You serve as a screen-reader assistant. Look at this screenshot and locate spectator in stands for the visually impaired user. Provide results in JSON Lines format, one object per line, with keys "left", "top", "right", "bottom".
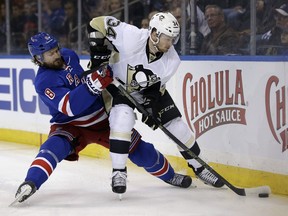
{"left": 128, "top": 1, "right": 145, "bottom": 28}
{"left": 140, "top": 11, "right": 158, "bottom": 30}
{"left": 172, "top": 5, "right": 210, "bottom": 55}
{"left": 147, "top": 0, "right": 168, "bottom": 12}
{"left": 200, "top": 5, "right": 241, "bottom": 55}
{"left": 256, "top": 0, "right": 276, "bottom": 34}
{"left": 11, "top": 4, "right": 25, "bottom": 33}
{"left": 108, "top": 0, "right": 123, "bottom": 20}
{"left": 23, "top": 1, "right": 38, "bottom": 40}
{"left": 148, "top": 10, "right": 159, "bottom": 20}
{"left": 223, "top": 0, "right": 249, "bottom": 31}
{"left": 0, "top": 2, "right": 6, "bottom": 53}
{"left": 258, "top": 3, "right": 288, "bottom": 55}
{"left": 227, "top": 0, "right": 281, "bottom": 34}
{"left": 11, "top": 4, "right": 26, "bottom": 53}
{"left": 83, "top": 0, "right": 109, "bottom": 22}
{"left": 171, "top": 6, "right": 185, "bottom": 52}
{"left": 197, "top": 0, "right": 228, "bottom": 12}
{"left": 228, "top": 0, "right": 274, "bottom": 53}
{"left": 63, "top": 0, "right": 78, "bottom": 47}
{"left": 195, "top": 6, "right": 211, "bottom": 38}
{"left": 41, "top": 0, "right": 52, "bottom": 33}
{"left": 141, "top": 18, "right": 149, "bottom": 29}
{"left": 47, "top": 0, "right": 66, "bottom": 39}
{"left": 165, "top": 0, "right": 181, "bottom": 11}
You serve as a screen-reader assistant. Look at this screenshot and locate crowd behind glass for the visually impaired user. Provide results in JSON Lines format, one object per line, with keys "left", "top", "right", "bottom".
{"left": 0, "top": 0, "right": 287, "bottom": 56}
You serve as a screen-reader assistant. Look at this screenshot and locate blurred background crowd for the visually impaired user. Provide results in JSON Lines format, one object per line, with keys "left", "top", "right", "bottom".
{"left": 0, "top": 0, "right": 287, "bottom": 56}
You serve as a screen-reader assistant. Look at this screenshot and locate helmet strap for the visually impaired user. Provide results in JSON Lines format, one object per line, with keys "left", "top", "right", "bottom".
{"left": 34, "top": 55, "right": 44, "bottom": 66}
{"left": 149, "top": 34, "right": 160, "bottom": 53}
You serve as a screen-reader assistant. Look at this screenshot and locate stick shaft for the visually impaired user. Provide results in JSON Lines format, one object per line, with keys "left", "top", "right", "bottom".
{"left": 113, "top": 78, "right": 246, "bottom": 196}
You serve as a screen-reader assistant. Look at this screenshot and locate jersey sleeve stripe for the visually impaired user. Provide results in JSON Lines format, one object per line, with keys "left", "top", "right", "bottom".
{"left": 58, "top": 92, "right": 74, "bottom": 116}
{"left": 68, "top": 108, "right": 107, "bottom": 127}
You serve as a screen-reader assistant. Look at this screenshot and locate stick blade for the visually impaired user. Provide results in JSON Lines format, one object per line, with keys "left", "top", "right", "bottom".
{"left": 245, "top": 185, "right": 271, "bottom": 196}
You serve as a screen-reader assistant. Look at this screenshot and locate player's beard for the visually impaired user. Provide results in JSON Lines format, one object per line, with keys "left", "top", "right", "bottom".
{"left": 43, "top": 57, "right": 65, "bottom": 69}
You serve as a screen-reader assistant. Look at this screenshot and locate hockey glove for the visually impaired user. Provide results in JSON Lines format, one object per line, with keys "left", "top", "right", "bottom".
{"left": 141, "top": 82, "right": 162, "bottom": 130}
{"left": 86, "top": 65, "right": 113, "bottom": 95}
{"left": 141, "top": 107, "right": 159, "bottom": 130}
{"left": 87, "top": 45, "right": 111, "bottom": 69}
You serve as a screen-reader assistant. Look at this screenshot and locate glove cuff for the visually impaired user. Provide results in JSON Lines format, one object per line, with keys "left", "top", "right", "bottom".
{"left": 86, "top": 77, "right": 101, "bottom": 95}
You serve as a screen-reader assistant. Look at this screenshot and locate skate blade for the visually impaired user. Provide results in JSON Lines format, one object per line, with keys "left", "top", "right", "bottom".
{"left": 9, "top": 188, "right": 29, "bottom": 207}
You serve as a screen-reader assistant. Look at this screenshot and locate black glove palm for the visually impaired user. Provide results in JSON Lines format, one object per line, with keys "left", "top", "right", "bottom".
{"left": 88, "top": 45, "right": 111, "bottom": 69}
{"left": 141, "top": 82, "right": 161, "bottom": 130}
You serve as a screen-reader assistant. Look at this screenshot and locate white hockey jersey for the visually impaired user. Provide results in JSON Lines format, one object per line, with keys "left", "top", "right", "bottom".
{"left": 89, "top": 16, "right": 181, "bottom": 99}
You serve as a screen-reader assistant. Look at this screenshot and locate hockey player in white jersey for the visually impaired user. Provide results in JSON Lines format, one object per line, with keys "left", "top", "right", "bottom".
{"left": 87, "top": 12, "right": 224, "bottom": 194}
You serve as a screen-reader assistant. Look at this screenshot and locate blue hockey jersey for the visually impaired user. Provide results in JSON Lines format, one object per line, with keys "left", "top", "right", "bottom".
{"left": 34, "top": 48, "right": 108, "bottom": 126}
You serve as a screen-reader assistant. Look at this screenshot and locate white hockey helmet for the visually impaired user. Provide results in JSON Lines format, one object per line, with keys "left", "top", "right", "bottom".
{"left": 148, "top": 12, "right": 180, "bottom": 43}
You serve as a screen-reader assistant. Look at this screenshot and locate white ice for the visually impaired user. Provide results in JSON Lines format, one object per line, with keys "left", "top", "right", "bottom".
{"left": 0, "top": 141, "right": 287, "bottom": 216}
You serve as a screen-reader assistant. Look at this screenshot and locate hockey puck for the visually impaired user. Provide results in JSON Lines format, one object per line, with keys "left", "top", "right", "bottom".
{"left": 258, "top": 193, "right": 269, "bottom": 198}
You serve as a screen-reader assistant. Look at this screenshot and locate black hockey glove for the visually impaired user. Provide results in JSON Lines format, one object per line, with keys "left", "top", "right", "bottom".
{"left": 141, "top": 82, "right": 161, "bottom": 130}
{"left": 141, "top": 104, "right": 159, "bottom": 130}
{"left": 87, "top": 45, "right": 111, "bottom": 69}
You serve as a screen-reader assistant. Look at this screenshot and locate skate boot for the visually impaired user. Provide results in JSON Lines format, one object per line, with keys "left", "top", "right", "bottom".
{"left": 111, "top": 168, "right": 127, "bottom": 194}
{"left": 190, "top": 165, "right": 224, "bottom": 188}
{"left": 15, "top": 181, "right": 37, "bottom": 203}
{"left": 164, "top": 173, "right": 192, "bottom": 188}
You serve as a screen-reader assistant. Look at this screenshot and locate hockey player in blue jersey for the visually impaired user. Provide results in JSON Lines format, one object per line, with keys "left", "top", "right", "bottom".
{"left": 87, "top": 12, "right": 224, "bottom": 194}
{"left": 13, "top": 32, "right": 192, "bottom": 204}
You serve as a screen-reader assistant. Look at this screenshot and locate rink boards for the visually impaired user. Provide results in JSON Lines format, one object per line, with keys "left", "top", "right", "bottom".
{"left": 0, "top": 55, "right": 287, "bottom": 196}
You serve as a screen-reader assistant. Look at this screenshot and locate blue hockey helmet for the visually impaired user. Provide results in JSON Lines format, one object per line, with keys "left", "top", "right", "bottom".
{"left": 28, "top": 32, "right": 59, "bottom": 59}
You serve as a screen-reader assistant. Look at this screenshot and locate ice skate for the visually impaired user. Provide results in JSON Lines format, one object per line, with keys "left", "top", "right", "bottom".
{"left": 164, "top": 173, "right": 192, "bottom": 188}
{"left": 191, "top": 166, "right": 224, "bottom": 188}
{"left": 10, "top": 181, "right": 37, "bottom": 206}
{"left": 111, "top": 168, "right": 127, "bottom": 194}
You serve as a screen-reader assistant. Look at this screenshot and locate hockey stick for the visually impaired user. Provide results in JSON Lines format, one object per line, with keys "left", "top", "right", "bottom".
{"left": 112, "top": 78, "right": 271, "bottom": 197}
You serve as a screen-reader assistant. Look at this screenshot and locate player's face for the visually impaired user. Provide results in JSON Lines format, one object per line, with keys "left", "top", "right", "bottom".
{"left": 205, "top": 8, "right": 224, "bottom": 29}
{"left": 157, "top": 34, "right": 176, "bottom": 52}
{"left": 274, "top": 13, "right": 288, "bottom": 31}
{"left": 42, "top": 47, "right": 64, "bottom": 69}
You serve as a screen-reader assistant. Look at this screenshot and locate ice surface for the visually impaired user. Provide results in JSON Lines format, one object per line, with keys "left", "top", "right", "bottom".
{"left": 0, "top": 141, "right": 287, "bottom": 216}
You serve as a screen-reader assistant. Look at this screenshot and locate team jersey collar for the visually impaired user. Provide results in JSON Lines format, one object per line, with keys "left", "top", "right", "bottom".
{"left": 146, "top": 39, "right": 163, "bottom": 63}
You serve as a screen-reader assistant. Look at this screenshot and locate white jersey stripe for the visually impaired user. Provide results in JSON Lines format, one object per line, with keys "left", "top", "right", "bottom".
{"left": 58, "top": 92, "right": 74, "bottom": 116}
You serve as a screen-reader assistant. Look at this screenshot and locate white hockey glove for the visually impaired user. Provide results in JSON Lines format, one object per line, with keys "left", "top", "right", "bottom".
{"left": 86, "top": 65, "right": 113, "bottom": 95}
{"left": 261, "top": 30, "right": 272, "bottom": 41}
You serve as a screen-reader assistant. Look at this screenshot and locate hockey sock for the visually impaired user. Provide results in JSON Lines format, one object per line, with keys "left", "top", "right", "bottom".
{"left": 180, "top": 141, "right": 203, "bottom": 171}
{"left": 144, "top": 151, "right": 175, "bottom": 181}
{"left": 129, "top": 140, "right": 174, "bottom": 181}
{"left": 24, "top": 136, "right": 72, "bottom": 189}
{"left": 110, "top": 139, "right": 130, "bottom": 170}
{"left": 112, "top": 167, "right": 127, "bottom": 173}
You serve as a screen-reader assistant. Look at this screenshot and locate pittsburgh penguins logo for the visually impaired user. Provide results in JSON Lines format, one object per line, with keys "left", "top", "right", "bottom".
{"left": 127, "top": 64, "right": 160, "bottom": 92}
